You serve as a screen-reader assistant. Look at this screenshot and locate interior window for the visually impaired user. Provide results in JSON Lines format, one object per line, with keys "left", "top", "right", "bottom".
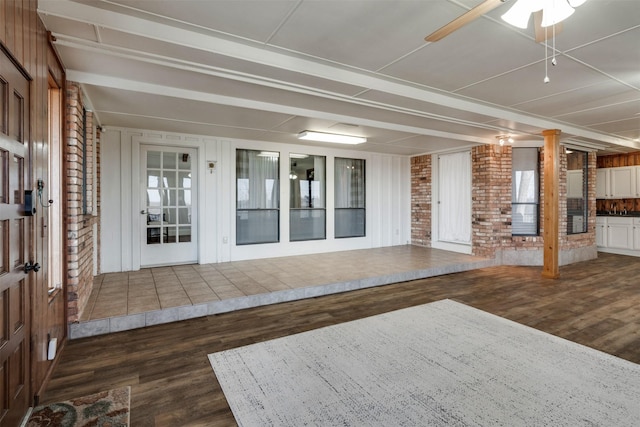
{"left": 566, "top": 149, "right": 588, "bottom": 234}
{"left": 236, "top": 149, "right": 280, "bottom": 245}
{"left": 290, "top": 154, "right": 326, "bottom": 241}
{"left": 335, "top": 157, "right": 365, "bottom": 238}
{"left": 512, "top": 148, "right": 540, "bottom": 236}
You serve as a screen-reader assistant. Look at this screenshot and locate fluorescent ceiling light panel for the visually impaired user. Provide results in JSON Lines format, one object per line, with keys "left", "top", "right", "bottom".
{"left": 298, "top": 131, "right": 366, "bottom": 145}
{"left": 257, "top": 151, "right": 280, "bottom": 157}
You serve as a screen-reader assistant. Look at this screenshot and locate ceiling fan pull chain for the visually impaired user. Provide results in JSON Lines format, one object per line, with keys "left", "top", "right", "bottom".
{"left": 544, "top": 26, "right": 550, "bottom": 83}
{"left": 552, "top": 23, "right": 557, "bottom": 66}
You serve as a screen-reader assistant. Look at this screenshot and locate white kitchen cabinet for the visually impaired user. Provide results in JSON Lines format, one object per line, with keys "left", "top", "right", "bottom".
{"left": 610, "top": 166, "right": 636, "bottom": 198}
{"left": 595, "top": 217, "right": 607, "bottom": 247}
{"left": 596, "top": 166, "right": 637, "bottom": 199}
{"left": 634, "top": 218, "right": 640, "bottom": 251}
{"left": 606, "top": 217, "right": 633, "bottom": 250}
{"left": 596, "top": 168, "right": 609, "bottom": 199}
{"left": 566, "top": 170, "right": 584, "bottom": 198}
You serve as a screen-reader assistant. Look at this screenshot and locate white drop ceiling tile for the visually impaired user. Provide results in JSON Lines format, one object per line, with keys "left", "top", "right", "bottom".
{"left": 273, "top": 117, "right": 380, "bottom": 139}
{"left": 357, "top": 90, "right": 498, "bottom": 125}
{"left": 567, "top": 28, "right": 640, "bottom": 87}
{"left": 96, "top": 28, "right": 368, "bottom": 97}
{"left": 359, "top": 144, "right": 436, "bottom": 156}
{"left": 556, "top": 99, "right": 640, "bottom": 126}
{"left": 589, "top": 117, "right": 640, "bottom": 134}
{"left": 338, "top": 144, "right": 419, "bottom": 156}
{"left": 96, "top": 112, "right": 234, "bottom": 139}
{"left": 55, "top": 45, "right": 122, "bottom": 75}
{"left": 381, "top": 18, "right": 544, "bottom": 92}
{"left": 105, "top": 0, "right": 299, "bottom": 43}
{"left": 85, "top": 85, "right": 293, "bottom": 130}
{"left": 64, "top": 48, "right": 362, "bottom": 119}
{"left": 39, "top": 14, "right": 98, "bottom": 42}
{"left": 513, "top": 81, "right": 638, "bottom": 117}
{"left": 269, "top": 0, "right": 439, "bottom": 71}
{"left": 384, "top": 134, "right": 478, "bottom": 151}
{"left": 482, "top": 119, "right": 548, "bottom": 139}
{"left": 545, "top": 0, "right": 640, "bottom": 50}
{"left": 612, "top": 129, "right": 640, "bottom": 142}
{"left": 457, "top": 56, "right": 610, "bottom": 107}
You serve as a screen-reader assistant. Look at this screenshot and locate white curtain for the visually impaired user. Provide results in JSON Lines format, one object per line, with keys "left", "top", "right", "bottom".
{"left": 335, "top": 158, "right": 365, "bottom": 238}
{"left": 236, "top": 150, "right": 280, "bottom": 244}
{"left": 438, "top": 151, "right": 471, "bottom": 244}
{"left": 237, "top": 150, "right": 279, "bottom": 209}
{"left": 335, "top": 158, "right": 364, "bottom": 208}
{"left": 313, "top": 156, "right": 326, "bottom": 208}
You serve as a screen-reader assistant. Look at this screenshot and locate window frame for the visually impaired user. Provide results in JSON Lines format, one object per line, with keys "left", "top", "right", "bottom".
{"left": 235, "top": 149, "right": 281, "bottom": 245}
{"left": 289, "top": 153, "right": 326, "bottom": 242}
{"left": 566, "top": 149, "right": 589, "bottom": 235}
{"left": 512, "top": 147, "right": 540, "bottom": 237}
{"left": 334, "top": 157, "right": 366, "bottom": 239}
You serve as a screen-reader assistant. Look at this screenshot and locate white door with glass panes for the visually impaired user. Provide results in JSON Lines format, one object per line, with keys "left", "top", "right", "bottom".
{"left": 140, "top": 145, "right": 198, "bottom": 266}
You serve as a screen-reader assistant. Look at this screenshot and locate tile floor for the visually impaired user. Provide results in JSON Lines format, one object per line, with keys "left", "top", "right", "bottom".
{"left": 74, "top": 245, "right": 494, "bottom": 338}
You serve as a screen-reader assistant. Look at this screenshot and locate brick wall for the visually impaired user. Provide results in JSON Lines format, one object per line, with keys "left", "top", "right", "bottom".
{"left": 410, "top": 144, "right": 596, "bottom": 263}
{"left": 471, "top": 145, "right": 512, "bottom": 258}
{"left": 66, "top": 82, "right": 99, "bottom": 322}
{"left": 411, "top": 155, "right": 431, "bottom": 247}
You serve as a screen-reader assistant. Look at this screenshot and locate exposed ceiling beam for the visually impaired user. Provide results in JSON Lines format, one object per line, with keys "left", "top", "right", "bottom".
{"left": 38, "top": 0, "right": 639, "bottom": 150}
{"left": 66, "top": 69, "right": 492, "bottom": 144}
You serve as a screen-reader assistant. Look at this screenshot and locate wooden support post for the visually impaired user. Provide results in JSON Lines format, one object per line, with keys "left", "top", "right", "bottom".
{"left": 542, "top": 129, "right": 560, "bottom": 279}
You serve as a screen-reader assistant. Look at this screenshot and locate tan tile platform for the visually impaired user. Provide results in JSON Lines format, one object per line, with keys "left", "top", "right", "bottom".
{"left": 71, "top": 246, "right": 495, "bottom": 339}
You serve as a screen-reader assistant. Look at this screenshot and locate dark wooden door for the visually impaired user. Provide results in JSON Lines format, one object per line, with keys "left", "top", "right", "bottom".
{"left": 0, "top": 46, "right": 32, "bottom": 427}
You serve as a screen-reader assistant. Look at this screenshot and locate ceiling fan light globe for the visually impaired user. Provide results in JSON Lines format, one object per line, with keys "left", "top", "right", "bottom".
{"left": 501, "top": 0, "right": 537, "bottom": 29}
{"left": 541, "top": 0, "right": 575, "bottom": 27}
{"left": 568, "top": 0, "right": 586, "bottom": 7}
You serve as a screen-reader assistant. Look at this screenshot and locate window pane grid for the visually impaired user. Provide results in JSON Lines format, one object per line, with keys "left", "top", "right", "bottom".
{"left": 146, "top": 150, "right": 192, "bottom": 245}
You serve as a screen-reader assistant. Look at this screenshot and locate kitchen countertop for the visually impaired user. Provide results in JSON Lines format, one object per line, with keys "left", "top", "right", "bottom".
{"left": 596, "top": 211, "right": 640, "bottom": 217}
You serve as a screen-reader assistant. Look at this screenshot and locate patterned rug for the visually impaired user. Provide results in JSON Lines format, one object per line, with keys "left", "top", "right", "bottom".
{"left": 209, "top": 299, "right": 640, "bottom": 426}
{"left": 26, "top": 386, "right": 130, "bottom": 427}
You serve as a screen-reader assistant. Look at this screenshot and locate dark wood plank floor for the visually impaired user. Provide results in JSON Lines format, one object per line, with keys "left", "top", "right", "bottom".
{"left": 43, "top": 253, "right": 640, "bottom": 426}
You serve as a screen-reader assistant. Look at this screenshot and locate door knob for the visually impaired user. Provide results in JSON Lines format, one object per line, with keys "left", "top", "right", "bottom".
{"left": 141, "top": 210, "right": 147, "bottom": 215}
{"left": 24, "top": 261, "right": 41, "bottom": 274}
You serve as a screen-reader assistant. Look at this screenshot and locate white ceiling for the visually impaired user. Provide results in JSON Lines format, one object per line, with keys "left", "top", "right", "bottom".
{"left": 38, "top": 0, "right": 640, "bottom": 155}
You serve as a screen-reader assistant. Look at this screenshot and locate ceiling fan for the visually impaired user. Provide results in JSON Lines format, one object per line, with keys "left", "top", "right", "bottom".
{"left": 425, "top": 0, "right": 586, "bottom": 43}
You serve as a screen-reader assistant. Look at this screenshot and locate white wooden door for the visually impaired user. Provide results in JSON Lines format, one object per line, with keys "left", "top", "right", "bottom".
{"left": 437, "top": 151, "right": 471, "bottom": 245}
{"left": 140, "top": 145, "right": 198, "bottom": 267}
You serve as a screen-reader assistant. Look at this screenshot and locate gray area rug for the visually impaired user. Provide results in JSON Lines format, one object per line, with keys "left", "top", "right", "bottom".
{"left": 208, "top": 299, "right": 640, "bottom": 426}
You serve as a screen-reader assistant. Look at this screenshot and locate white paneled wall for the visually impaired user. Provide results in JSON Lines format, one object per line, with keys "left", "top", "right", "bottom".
{"left": 100, "top": 128, "right": 411, "bottom": 272}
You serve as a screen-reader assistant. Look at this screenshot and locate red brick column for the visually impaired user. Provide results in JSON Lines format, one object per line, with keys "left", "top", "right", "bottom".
{"left": 66, "top": 82, "right": 98, "bottom": 322}
{"left": 411, "top": 155, "right": 431, "bottom": 247}
{"left": 471, "top": 145, "right": 512, "bottom": 258}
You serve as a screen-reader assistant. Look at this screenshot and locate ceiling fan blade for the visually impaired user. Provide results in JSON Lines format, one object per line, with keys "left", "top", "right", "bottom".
{"left": 425, "top": 0, "right": 506, "bottom": 42}
{"left": 534, "top": 10, "right": 564, "bottom": 43}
